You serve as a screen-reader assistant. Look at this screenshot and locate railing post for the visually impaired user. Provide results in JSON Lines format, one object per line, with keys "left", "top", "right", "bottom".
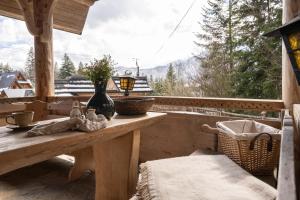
{"left": 277, "top": 110, "right": 297, "bottom": 200}
{"left": 282, "top": 0, "right": 300, "bottom": 109}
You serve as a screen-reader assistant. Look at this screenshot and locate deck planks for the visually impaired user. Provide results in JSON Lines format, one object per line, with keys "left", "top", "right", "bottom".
{"left": 0, "top": 157, "right": 95, "bottom": 200}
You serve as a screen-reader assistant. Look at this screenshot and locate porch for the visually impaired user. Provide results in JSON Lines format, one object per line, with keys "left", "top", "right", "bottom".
{"left": 0, "top": 96, "right": 297, "bottom": 199}
{"left": 0, "top": 0, "right": 299, "bottom": 199}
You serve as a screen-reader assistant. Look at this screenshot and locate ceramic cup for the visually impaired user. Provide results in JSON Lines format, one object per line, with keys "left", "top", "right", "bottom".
{"left": 6, "top": 111, "right": 34, "bottom": 127}
{"left": 86, "top": 109, "right": 98, "bottom": 121}
{"left": 70, "top": 101, "right": 84, "bottom": 119}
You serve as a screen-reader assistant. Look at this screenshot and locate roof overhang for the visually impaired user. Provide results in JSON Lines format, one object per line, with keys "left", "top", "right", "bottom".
{"left": 0, "top": 0, "right": 97, "bottom": 35}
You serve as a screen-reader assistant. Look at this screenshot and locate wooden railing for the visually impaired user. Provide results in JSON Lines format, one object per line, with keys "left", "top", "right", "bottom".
{"left": 151, "top": 96, "right": 284, "bottom": 111}
{"left": 277, "top": 110, "right": 297, "bottom": 200}
{"left": 0, "top": 96, "right": 285, "bottom": 115}
{"left": 0, "top": 97, "right": 37, "bottom": 116}
{"left": 46, "top": 96, "right": 90, "bottom": 102}
{"left": 0, "top": 97, "right": 36, "bottom": 104}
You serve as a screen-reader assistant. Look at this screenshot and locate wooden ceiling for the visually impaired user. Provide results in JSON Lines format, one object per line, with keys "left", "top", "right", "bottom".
{"left": 0, "top": 0, "right": 97, "bottom": 35}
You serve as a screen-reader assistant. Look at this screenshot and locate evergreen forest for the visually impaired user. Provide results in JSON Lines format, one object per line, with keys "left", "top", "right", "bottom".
{"left": 1, "top": 0, "right": 283, "bottom": 100}
{"left": 192, "top": 0, "right": 282, "bottom": 99}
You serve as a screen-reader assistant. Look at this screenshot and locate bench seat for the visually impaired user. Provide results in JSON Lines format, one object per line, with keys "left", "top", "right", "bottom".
{"left": 133, "top": 155, "right": 277, "bottom": 200}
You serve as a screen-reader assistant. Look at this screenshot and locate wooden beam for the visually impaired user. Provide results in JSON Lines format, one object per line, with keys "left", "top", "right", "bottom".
{"left": 15, "top": 0, "right": 40, "bottom": 35}
{"left": 277, "top": 110, "right": 297, "bottom": 200}
{"left": 151, "top": 96, "right": 284, "bottom": 111}
{"left": 13, "top": 0, "right": 57, "bottom": 100}
{"left": 0, "top": 103, "right": 26, "bottom": 114}
{"left": 127, "top": 130, "right": 141, "bottom": 197}
{"left": 282, "top": 0, "right": 300, "bottom": 109}
{"left": 293, "top": 104, "right": 300, "bottom": 199}
{"left": 25, "top": 100, "right": 48, "bottom": 121}
{"left": 68, "top": 147, "right": 94, "bottom": 181}
{"left": 33, "top": 0, "right": 57, "bottom": 99}
{"left": 72, "top": 0, "right": 96, "bottom": 6}
{"left": 40, "top": 0, "right": 58, "bottom": 42}
{"left": 93, "top": 131, "right": 134, "bottom": 200}
{"left": 0, "top": 97, "right": 36, "bottom": 104}
{"left": 0, "top": 0, "right": 91, "bottom": 35}
{"left": 47, "top": 96, "right": 90, "bottom": 103}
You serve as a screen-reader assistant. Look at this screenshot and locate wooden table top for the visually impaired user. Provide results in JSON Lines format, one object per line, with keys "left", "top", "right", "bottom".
{"left": 0, "top": 112, "right": 166, "bottom": 175}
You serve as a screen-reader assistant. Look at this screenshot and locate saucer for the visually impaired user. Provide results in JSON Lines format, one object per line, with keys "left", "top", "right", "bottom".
{"left": 6, "top": 123, "right": 38, "bottom": 130}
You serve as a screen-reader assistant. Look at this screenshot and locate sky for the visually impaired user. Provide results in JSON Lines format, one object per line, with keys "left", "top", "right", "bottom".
{"left": 0, "top": 0, "right": 205, "bottom": 70}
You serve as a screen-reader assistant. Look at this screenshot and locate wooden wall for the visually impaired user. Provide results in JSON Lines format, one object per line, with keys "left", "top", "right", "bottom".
{"left": 139, "top": 112, "right": 281, "bottom": 162}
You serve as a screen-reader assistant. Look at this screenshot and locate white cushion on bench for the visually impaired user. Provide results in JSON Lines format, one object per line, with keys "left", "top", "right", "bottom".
{"left": 136, "top": 155, "right": 277, "bottom": 200}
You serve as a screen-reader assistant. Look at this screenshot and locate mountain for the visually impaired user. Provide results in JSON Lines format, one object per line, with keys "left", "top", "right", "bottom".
{"left": 114, "top": 57, "right": 199, "bottom": 81}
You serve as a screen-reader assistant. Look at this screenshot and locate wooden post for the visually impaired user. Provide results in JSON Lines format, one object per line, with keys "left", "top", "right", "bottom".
{"left": 17, "top": 0, "right": 57, "bottom": 100}
{"left": 93, "top": 130, "right": 141, "bottom": 200}
{"left": 282, "top": 0, "right": 300, "bottom": 109}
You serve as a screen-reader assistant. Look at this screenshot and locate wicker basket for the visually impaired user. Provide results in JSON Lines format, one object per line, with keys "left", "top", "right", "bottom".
{"left": 217, "top": 120, "right": 281, "bottom": 175}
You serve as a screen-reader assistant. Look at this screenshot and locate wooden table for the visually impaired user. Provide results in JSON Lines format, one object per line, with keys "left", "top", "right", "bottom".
{"left": 0, "top": 112, "right": 166, "bottom": 200}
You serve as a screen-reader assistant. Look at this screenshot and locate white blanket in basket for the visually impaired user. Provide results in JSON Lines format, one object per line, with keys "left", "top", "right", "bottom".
{"left": 135, "top": 155, "right": 276, "bottom": 200}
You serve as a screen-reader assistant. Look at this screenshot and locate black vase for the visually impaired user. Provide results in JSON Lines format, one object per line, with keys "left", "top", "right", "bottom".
{"left": 87, "top": 81, "right": 115, "bottom": 120}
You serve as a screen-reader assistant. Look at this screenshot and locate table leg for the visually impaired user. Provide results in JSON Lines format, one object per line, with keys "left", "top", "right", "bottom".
{"left": 128, "top": 130, "right": 141, "bottom": 196}
{"left": 68, "top": 147, "right": 94, "bottom": 181}
{"left": 93, "top": 130, "right": 141, "bottom": 200}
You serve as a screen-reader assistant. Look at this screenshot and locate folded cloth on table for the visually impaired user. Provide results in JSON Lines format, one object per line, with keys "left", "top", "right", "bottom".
{"left": 26, "top": 115, "right": 107, "bottom": 137}
{"left": 135, "top": 155, "right": 277, "bottom": 200}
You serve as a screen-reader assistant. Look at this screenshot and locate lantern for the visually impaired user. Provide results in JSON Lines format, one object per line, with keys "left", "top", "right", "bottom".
{"left": 264, "top": 15, "right": 300, "bottom": 84}
{"left": 119, "top": 72, "right": 136, "bottom": 96}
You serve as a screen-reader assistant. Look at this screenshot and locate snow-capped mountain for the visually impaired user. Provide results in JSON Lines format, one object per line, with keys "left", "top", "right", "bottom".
{"left": 114, "top": 57, "right": 199, "bottom": 81}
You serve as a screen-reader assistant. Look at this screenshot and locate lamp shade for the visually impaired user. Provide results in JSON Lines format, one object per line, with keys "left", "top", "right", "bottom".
{"left": 264, "top": 15, "right": 300, "bottom": 84}
{"left": 119, "top": 75, "right": 136, "bottom": 96}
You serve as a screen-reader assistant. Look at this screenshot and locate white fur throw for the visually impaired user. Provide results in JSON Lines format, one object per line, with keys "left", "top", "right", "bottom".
{"left": 135, "top": 155, "right": 277, "bottom": 200}
{"left": 26, "top": 116, "right": 107, "bottom": 137}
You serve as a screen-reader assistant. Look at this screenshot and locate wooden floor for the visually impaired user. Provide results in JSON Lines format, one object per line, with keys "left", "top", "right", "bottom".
{"left": 0, "top": 156, "right": 95, "bottom": 200}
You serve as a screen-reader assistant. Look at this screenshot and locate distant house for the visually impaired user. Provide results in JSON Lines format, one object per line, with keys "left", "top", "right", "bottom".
{"left": 0, "top": 71, "right": 34, "bottom": 98}
{"left": 55, "top": 75, "right": 153, "bottom": 96}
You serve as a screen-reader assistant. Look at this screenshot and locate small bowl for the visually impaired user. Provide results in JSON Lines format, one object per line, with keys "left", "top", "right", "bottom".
{"left": 114, "top": 97, "right": 155, "bottom": 115}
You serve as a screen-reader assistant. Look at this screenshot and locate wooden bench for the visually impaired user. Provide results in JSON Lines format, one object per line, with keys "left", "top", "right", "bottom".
{"left": 133, "top": 154, "right": 277, "bottom": 200}
{"left": 133, "top": 110, "right": 297, "bottom": 200}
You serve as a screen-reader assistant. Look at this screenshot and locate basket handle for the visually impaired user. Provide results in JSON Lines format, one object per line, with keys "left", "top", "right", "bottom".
{"left": 201, "top": 124, "right": 219, "bottom": 134}
{"left": 249, "top": 132, "right": 273, "bottom": 152}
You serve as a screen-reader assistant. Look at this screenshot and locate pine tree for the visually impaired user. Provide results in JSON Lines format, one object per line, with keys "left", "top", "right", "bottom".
{"left": 160, "top": 64, "right": 178, "bottom": 95}
{"left": 0, "top": 63, "right": 13, "bottom": 73}
{"left": 193, "top": 0, "right": 236, "bottom": 97}
{"left": 166, "top": 64, "right": 176, "bottom": 89}
{"left": 59, "top": 53, "right": 75, "bottom": 79}
{"left": 191, "top": 45, "right": 232, "bottom": 97}
{"left": 150, "top": 78, "right": 165, "bottom": 96}
{"left": 77, "top": 61, "right": 85, "bottom": 76}
{"left": 231, "top": 0, "right": 282, "bottom": 99}
{"left": 193, "top": 0, "right": 282, "bottom": 99}
{"left": 25, "top": 47, "right": 35, "bottom": 83}
{"left": 54, "top": 62, "right": 59, "bottom": 79}
{"left": 150, "top": 75, "right": 153, "bottom": 83}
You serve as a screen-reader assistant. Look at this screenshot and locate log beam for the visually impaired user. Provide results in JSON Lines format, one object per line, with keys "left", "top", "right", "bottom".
{"left": 33, "top": 0, "right": 57, "bottom": 100}
{"left": 72, "top": 0, "right": 96, "bottom": 6}
{"left": 16, "top": 0, "right": 57, "bottom": 100}
{"left": 282, "top": 0, "right": 300, "bottom": 109}
{"left": 16, "top": 0, "right": 40, "bottom": 36}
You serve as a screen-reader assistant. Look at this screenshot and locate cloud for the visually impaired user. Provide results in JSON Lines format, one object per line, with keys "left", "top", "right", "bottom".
{"left": 0, "top": 17, "right": 32, "bottom": 69}
{"left": 87, "top": 0, "right": 153, "bottom": 25}
{"left": 0, "top": 0, "right": 205, "bottom": 70}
